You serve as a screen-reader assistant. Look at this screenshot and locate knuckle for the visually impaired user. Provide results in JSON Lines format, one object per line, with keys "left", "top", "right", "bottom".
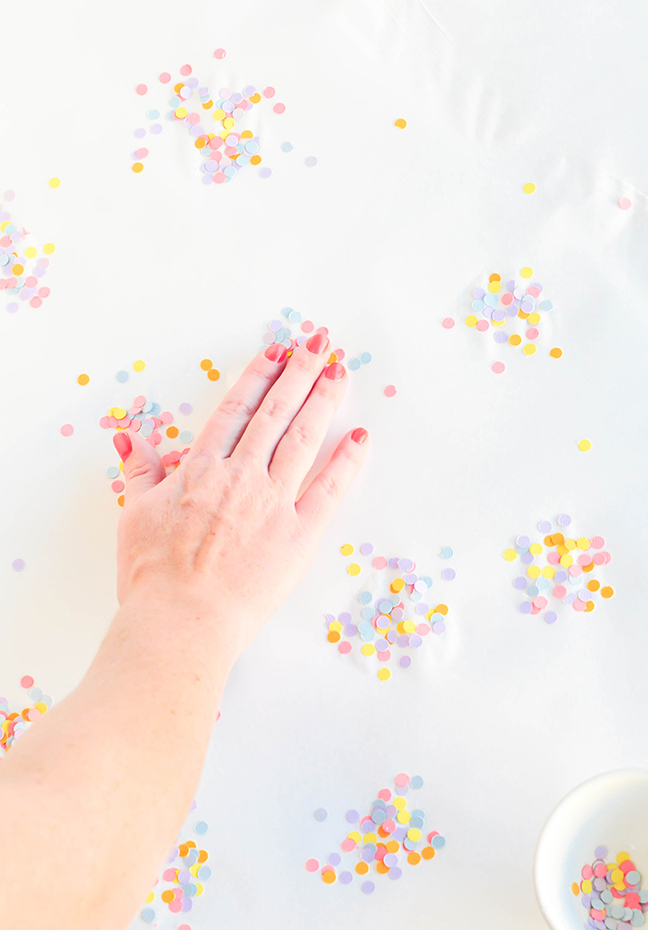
{"left": 218, "top": 397, "right": 258, "bottom": 420}
{"left": 317, "top": 472, "right": 339, "bottom": 499}
{"left": 290, "top": 423, "right": 315, "bottom": 448}
{"left": 259, "top": 395, "right": 291, "bottom": 421}
{"left": 126, "top": 463, "right": 154, "bottom": 481}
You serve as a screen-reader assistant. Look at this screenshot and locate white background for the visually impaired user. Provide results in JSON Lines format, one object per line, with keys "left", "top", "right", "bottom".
{"left": 2, "top": 0, "right": 648, "bottom": 927}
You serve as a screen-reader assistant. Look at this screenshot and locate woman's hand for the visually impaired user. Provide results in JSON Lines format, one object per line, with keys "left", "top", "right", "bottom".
{"left": 112, "top": 333, "right": 368, "bottom": 665}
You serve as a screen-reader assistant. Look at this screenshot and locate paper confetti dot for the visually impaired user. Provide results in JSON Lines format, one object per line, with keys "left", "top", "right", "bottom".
{"left": 136, "top": 84, "right": 148, "bottom": 95}
{"left": 305, "top": 858, "right": 320, "bottom": 872}
{"left": 578, "top": 439, "right": 592, "bottom": 452}
{"left": 12, "top": 559, "right": 25, "bottom": 572}
{"left": 340, "top": 544, "right": 354, "bottom": 556}
{"left": 377, "top": 668, "right": 391, "bottom": 681}
{"left": 48, "top": 177, "right": 61, "bottom": 189}
{"left": 549, "top": 347, "right": 563, "bottom": 358}
{"left": 214, "top": 48, "right": 227, "bottom": 59}
{"left": 384, "top": 385, "right": 397, "bottom": 397}
{"left": 314, "top": 808, "right": 328, "bottom": 822}
{"left": 394, "top": 119, "right": 407, "bottom": 129}
{"left": 618, "top": 196, "right": 632, "bottom": 210}
{"left": 259, "top": 167, "right": 272, "bottom": 179}
{"left": 132, "top": 163, "right": 144, "bottom": 173}
{"left": 273, "top": 103, "right": 286, "bottom": 114}
{"left": 3, "top": 190, "right": 15, "bottom": 201}
{"left": 60, "top": 424, "right": 74, "bottom": 437}
{"left": 159, "top": 72, "right": 171, "bottom": 83}
{"left": 207, "top": 369, "right": 220, "bottom": 381}
{"left": 441, "top": 317, "right": 455, "bottom": 329}
{"left": 305, "top": 156, "right": 318, "bottom": 168}
{"left": 281, "top": 141, "right": 293, "bottom": 152}
{"left": 523, "top": 182, "right": 536, "bottom": 194}
{"left": 491, "top": 361, "right": 505, "bottom": 374}
{"left": 43, "top": 243, "right": 55, "bottom": 254}
{"left": 347, "top": 563, "right": 361, "bottom": 576}
{"left": 116, "top": 370, "right": 129, "bottom": 383}
{"left": 133, "top": 360, "right": 145, "bottom": 372}
{"left": 77, "top": 374, "right": 89, "bottom": 385}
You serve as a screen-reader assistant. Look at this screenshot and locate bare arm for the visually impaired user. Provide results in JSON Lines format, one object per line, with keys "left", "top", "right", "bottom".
{"left": 0, "top": 337, "right": 368, "bottom": 930}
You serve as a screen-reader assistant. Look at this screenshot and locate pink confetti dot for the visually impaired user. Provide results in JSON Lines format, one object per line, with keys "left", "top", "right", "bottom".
{"left": 377, "top": 788, "right": 391, "bottom": 801}
{"left": 491, "top": 361, "right": 505, "bottom": 374}
{"left": 159, "top": 72, "right": 171, "bottom": 83}
{"left": 553, "top": 585, "right": 567, "bottom": 598}
{"left": 340, "top": 838, "right": 356, "bottom": 851}
{"left": 273, "top": 102, "right": 286, "bottom": 114}
{"left": 135, "top": 148, "right": 149, "bottom": 159}
{"left": 305, "top": 859, "right": 320, "bottom": 872}
{"left": 501, "top": 292, "right": 513, "bottom": 305}
{"left": 60, "top": 424, "right": 74, "bottom": 437}
{"left": 590, "top": 536, "right": 605, "bottom": 549}
{"left": 384, "top": 385, "right": 397, "bottom": 397}
{"left": 135, "top": 83, "right": 147, "bottom": 95}
{"left": 476, "top": 319, "right": 489, "bottom": 332}
{"left": 180, "top": 64, "right": 192, "bottom": 76}
{"left": 373, "top": 556, "right": 388, "bottom": 569}
{"left": 214, "top": 48, "right": 226, "bottom": 59}
{"left": 3, "top": 190, "right": 15, "bottom": 201}
{"left": 162, "top": 869, "right": 176, "bottom": 882}
{"left": 21, "top": 675, "right": 34, "bottom": 688}
{"left": 338, "top": 641, "right": 352, "bottom": 654}
{"left": 394, "top": 772, "right": 409, "bottom": 786}
{"left": 111, "top": 480, "right": 125, "bottom": 493}
{"left": 30, "top": 297, "right": 42, "bottom": 308}
{"left": 618, "top": 197, "right": 632, "bottom": 210}
{"left": 38, "top": 286, "right": 50, "bottom": 298}
{"left": 263, "top": 86, "right": 276, "bottom": 98}
{"left": 301, "top": 320, "right": 314, "bottom": 333}
{"left": 526, "top": 327, "right": 539, "bottom": 339}
{"left": 441, "top": 317, "right": 455, "bottom": 329}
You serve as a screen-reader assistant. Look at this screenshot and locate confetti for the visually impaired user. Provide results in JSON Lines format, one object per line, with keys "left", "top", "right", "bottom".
{"left": 77, "top": 373, "right": 90, "bottom": 385}
{"left": 384, "top": 385, "right": 397, "bottom": 397}
{"left": 523, "top": 182, "right": 536, "bottom": 194}
{"left": 60, "top": 424, "right": 74, "bottom": 437}
{"left": 307, "top": 774, "right": 444, "bottom": 893}
{"left": 394, "top": 119, "right": 407, "bottom": 129}
{"left": 48, "top": 178, "right": 61, "bottom": 189}
{"left": 1, "top": 196, "right": 54, "bottom": 310}
{"left": 314, "top": 808, "right": 328, "bottom": 822}
{"left": 492, "top": 361, "right": 505, "bottom": 374}
{"left": 305, "top": 156, "right": 318, "bottom": 168}
{"left": 504, "top": 516, "right": 614, "bottom": 621}
{"left": 12, "top": 558, "right": 25, "bottom": 572}
{"left": 441, "top": 317, "right": 455, "bottom": 329}
{"left": 1, "top": 676, "right": 53, "bottom": 756}
{"left": 578, "top": 439, "right": 592, "bottom": 452}
{"left": 214, "top": 48, "right": 226, "bottom": 59}
{"left": 618, "top": 197, "right": 632, "bottom": 210}
{"left": 136, "top": 84, "right": 148, "bottom": 95}
{"left": 550, "top": 347, "right": 563, "bottom": 358}
{"left": 573, "top": 846, "right": 648, "bottom": 927}
{"left": 133, "top": 359, "right": 145, "bottom": 372}
{"left": 281, "top": 141, "right": 293, "bottom": 152}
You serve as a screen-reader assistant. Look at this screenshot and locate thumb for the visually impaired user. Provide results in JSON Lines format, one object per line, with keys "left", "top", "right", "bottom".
{"left": 113, "top": 430, "right": 166, "bottom": 501}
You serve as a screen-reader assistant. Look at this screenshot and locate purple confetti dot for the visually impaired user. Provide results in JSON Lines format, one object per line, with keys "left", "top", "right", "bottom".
{"left": 388, "top": 558, "right": 399, "bottom": 569}
{"left": 12, "top": 558, "right": 25, "bottom": 571}
{"left": 398, "top": 656, "right": 411, "bottom": 669}
{"left": 520, "top": 552, "right": 534, "bottom": 565}
{"left": 554, "top": 570, "right": 568, "bottom": 584}
{"left": 472, "top": 288, "right": 485, "bottom": 299}
{"left": 414, "top": 602, "right": 428, "bottom": 615}
{"left": 179, "top": 403, "right": 193, "bottom": 415}
{"left": 388, "top": 866, "right": 402, "bottom": 880}
{"left": 557, "top": 513, "right": 571, "bottom": 527}
{"left": 339, "top": 612, "right": 352, "bottom": 624}
{"left": 328, "top": 852, "right": 341, "bottom": 866}
{"left": 6, "top": 302, "right": 19, "bottom": 314}
{"left": 344, "top": 624, "right": 357, "bottom": 637}
{"left": 513, "top": 577, "right": 527, "bottom": 590}
{"left": 519, "top": 601, "right": 532, "bottom": 614}
{"left": 516, "top": 535, "right": 530, "bottom": 548}
{"left": 397, "top": 634, "right": 410, "bottom": 648}
{"left": 432, "top": 621, "right": 446, "bottom": 634}
{"left": 134, "top": 128, "right": 146, "bottom": 138}
{"left": 361, "top": 881, "right": 375, "bottom": 895}
{"left": 259, "top": 167, "right": 272, "bottom": 179}
{"left": 345, "top": 809, "right": 359, "bottom": 823}
{"left": 409, "top": 634, "right": 423, "bottom": 648}
{"left": 494, "top": 331, "right": 508, "bottom": 343}
{"left": 544, "top": 611, "right": 558, "bottom": 624}
{"left": 563, "top": 593, "right": 576, "bottom": 605}
{"left": 441, "top": 568, "right": 455, "bottom": 581}
{"left": 595, "top": 845, "right": 608, "bottom": 860}
{"left": 339, "top": 871, "right": 353, "bottom": 884}
{"left": 360, "top": 542, "right": 374, "bottom": 555}
{"left": 538, "top": 520, "right": 552, "bottom": 533}
{"left": 384, "top": 853, "right": 398, "bottom": 867}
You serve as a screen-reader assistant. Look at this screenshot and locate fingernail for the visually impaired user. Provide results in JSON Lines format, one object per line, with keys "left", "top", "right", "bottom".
{"left": 306, "top": 333, "right": 329, "bottom": 354}
{"left": 351, "top": 427, "right": 368, "bottom": 445}
{"left": 324, "top": 362, "right": 346, "bottom": 381}
{"left": 114, "top": 432, "right": 133, "bottom": 462}
{"left": 264, "top": 343, "right": 288, "bottom": 363}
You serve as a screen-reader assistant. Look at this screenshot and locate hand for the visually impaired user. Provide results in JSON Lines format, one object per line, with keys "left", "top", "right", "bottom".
{"left": 112, "top": 334, "right": 368, "bottom": 664}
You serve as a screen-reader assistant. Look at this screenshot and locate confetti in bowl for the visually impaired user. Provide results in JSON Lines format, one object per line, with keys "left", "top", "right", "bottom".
{"left": 534, "top": 769, "right": 648, "bottom": 930}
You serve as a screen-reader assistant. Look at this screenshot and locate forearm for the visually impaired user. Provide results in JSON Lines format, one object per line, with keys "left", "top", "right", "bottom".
{"left": 0, "top": 594, "right": 235, "bottom": 930}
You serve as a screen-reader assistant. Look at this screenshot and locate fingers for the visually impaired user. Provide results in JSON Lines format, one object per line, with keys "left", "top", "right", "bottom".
{"left": 295, "top": 428, "right": 369, "bottom": 530}
{"left": 113, "top": 431, "right": 166, "bottom": 502}
{"left": 232, "top": 333, "right": 331, "bottom": 465}
{"left": 191, "top": 344, "right": 289, "bottom": 459}
{"left": 269, "top": 362, "right": 347, "bottom": 492}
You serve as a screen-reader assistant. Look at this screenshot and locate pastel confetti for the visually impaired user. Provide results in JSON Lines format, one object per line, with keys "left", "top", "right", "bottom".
{"left": 305, "top": 156, "right": 318, "bottom": 167}
{"left": 77, "top": 373, "right": 90, "bottom": 385}
{"left": 384, "top": 385, "right": 396, "bottom": 397}
{"left": 618, "top": 197, "right": 632, "bottom": 210}
{"left": 1, "top": 676, "right": 54, "bottom": 755}
{"left": 504, "top": 516, "right": 614, "bottom": 621}
{"left": 573, "top": 846, "right": 648, "bottom": 927}
{"left": 578, "top": 439, "right": 592, "bottom": 452}
{"left": 48, "top": 178, "right": 61, "bottom": 189}
{"left": 1, "top": 195, "right": 55, "bottom": 311}
{"left": 60, "top": 424, "right": 74, "bottom": 437}
{"left": 394, "top": 118, "right": 407, "bottom": 129}
{"left": 12, "top": 559, "right": 25, "bottom": 572}
{"left": 523, "top": 182, "right": 536, "bottom": 194}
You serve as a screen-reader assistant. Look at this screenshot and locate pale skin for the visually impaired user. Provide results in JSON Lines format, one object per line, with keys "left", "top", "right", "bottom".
{"left": 0, "top": 332, "right": 368, "bottom": 930}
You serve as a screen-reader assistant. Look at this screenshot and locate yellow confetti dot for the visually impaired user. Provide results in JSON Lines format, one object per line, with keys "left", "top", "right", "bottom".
{"left": 207, "top": 368, "right": 221, "bottom": 381}
{"left": 503, "top": 549, "right": 518, "bottom": 561}
{"left": 465, "top": 315, "right": 478, "bottom": 327}
{"left": 523, "top": 343, "right": 536, "bottom": 356}
{"left": 509, "top": 334, "right": 522, "bottom": 346}
{"left": 377, "top": 668, "right": 391, "bottom": 681}
{"left": 241, "top": 130, "right": 254, "bottom": 139}
{"left": 213, "top": 109, "right": 226, "bottom": 121}
{"left": 565, "top": 538, "right": 577, "bottom": 551}
{"left": 528, "top": 312, "right": 541, "bottom": 324}
{"left": 322, "top": 870, "right": 336, "bottom": 884}
{"left": 348, "top": 832, "right": 361, "bottom": 844}
{"left": 422, "top": 846, "right": 436, "bottom": 860}
{"left": 364, "top": 832, "right": 377, "bottom": 844}
{"left": 393, "top": 797, "right": 406, "bottom": 811}
{"left": 527, "top": 565, "right": 541, "bottom": 579}
{"left": 523, "top": 182, "right": 536, "bottom": 194}
{"left": 250, "top": 154, "right": 262, "bottom": 165}
{"left": 195, "top": 882, "right": 204, "bottom": 896}
{"left": 578, "top": 439, "right": 592, "bottom": 452}
{"left": 397, "top": 810, "right": 411, "bottom": 824}
{"left": 145, "top": 892, "right": 155, "bottom": 903}
{"left": 391, "top": 578, "right": 405, "bottom": 592}
{"left": 132, "top": 162, "right": 144, "bottom": 173}
{"left": 133, "top": 360, "right": 145, "bottom": 372}
{"left": 12, "top": 263, "right": 24, "bottom": 275}
{"left": 617, "top": 852, "right": 630, "bottom": 864}
{"left": 403, "top": 620, "right": 416, "bottom": 633}
{"left": 77, "top": 373, "right": 89, "bottom": 386}
{"left": 223, "top": 117, "right": 235, "bottom": 130}
{"left": 361, "top": 643, "right": 375, "bottom": 657}
{"left": 488, "top": 281, "right": 502, "bottom": 294}
{"left": 328, "top": 620, "right": 342, "bottom": 633}
{"left": 200, "top": 359, "right": 213, "bottom": 371}
{"left": 394, "top": 118, "right": 407, "bottom": 129}
{"left": 577, "top": 537, "right": 590, "bottom": 550}
{"left": 611, "top": 869, "right": 624, "bottom": 883}
{"left": 529, "top": 543, "right": 543, "bottom": 555}
{"left": 34, "top": 701, "right": 48, "bottom": 714}
{"left": 581, "top": 879, "right": 593, "bottom": 894}
{"left": 542, "top": 566, "right": 555, "bottom": 579}
{"left": 407, "top": 828, "right": 421, "bottom": 842}
{"left": 560, "top": 554, "right": 574, "bottom": 568}
{"left": 520, "top": 266, "right": 533, "bottom": 278}
{"left": 49, "top": 177, "right": 61, "bottom": 189}
{"left": 347, "top": 563, "right": 361, "bottom": 576}
{"left": 601, "top": 586, "right": 614, "bottom": 599}
{"left": 43, "top": 242, "right": 56, "bottom": 254}
{"left": 113, "top": 408, "right": 127, "bottom": 419}
{"left": 550, "top": 347, "right": 563, "bottom": 358}
{"left": 24, "top": 246, "right": 37, "bottom": 258}
{"left": 175, "top": 107, "right": 188, "bottom": 119}
{"left": 250, "top": 93, "right": 262, "bottom": 103}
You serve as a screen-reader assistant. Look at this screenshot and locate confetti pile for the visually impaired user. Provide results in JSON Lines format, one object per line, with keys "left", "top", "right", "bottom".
{"left": 1, "top": 193, "right": 54, "bottom": 313}
{"left": 573, "top": 846, "right": 648, "bottom": 928}
{"left": 328, "top": 543, "right": 454, "bottom": 679}
{"left": 460, "top": 270, "right": 561, "bottom": 368}
{"left": 306, "top": 774, "right": 445, "bottom": 893}
{"left": 262, "top": 311, "right": 372, "bottom": 373}
{"left": 131, "top": 56, "right": 286, "bottom": 183}
{"left": 100, "top": 395, "right": 194, "bottom": 506}
{"left": 140, "top": 801, "right": 212, "bottom": 923}
{"left": 503, "top": 515, "right": 615, "bottom": 622}
{"left": 0, "top": 676, "right": 53, "bottom": 757}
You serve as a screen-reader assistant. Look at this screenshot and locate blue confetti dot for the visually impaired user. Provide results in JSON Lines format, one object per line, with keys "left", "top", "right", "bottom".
{"left": 440, "top": 547, "right": 453, "bottom": 560}
{"left": 147, "top": 109, "right": 160, "bottom": 119}
{"left": 359, "top": 352, "right": 372, "bottom": 365}
{"left": 140, "top": 908, "right": 156, "bottom": 923}
{"left": 116, "top": 371, "right": 129, "bottom": 383}
{"left": 431, "top": 834, "right": 446, "bottom": 849}
{"left": 348, "top": 358, "right": 361, "bottom": 371}
{"left": 359, "top": 591, "right": 372, "bottom": 605}
{"left": 194, "top": 821, "right": 208, "bottom": 835}
{"left": 197, "top": 865, "right": 212, "bottom": 880}
{"left": 410, "top": 775, "right": 424, "bottom": 789}
{"left": 281, "top": 141, "right": 294, "bottom": 152}
{"left": 179, "top": 431, "right": 193, "bottom": 444}
{"left": 106, "top": 466, "right": 120, "bottom": 478}
{"left": 314, "top": 808, "right": 328, "bottom": 821}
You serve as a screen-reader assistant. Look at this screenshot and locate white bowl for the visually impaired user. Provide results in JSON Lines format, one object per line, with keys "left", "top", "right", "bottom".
{"left": 534, "top": 768, "right": 648, "bottom": 930}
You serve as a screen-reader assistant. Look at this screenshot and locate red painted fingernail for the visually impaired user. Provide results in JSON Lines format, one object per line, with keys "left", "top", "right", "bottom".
{"left": 306, "top": 333, "right": 328, "bottom": 354}
{"left": 351, "top": 427, "right": 368, "bottom": 445}
{"left": 114, "top": 432, "right": 132, "bottom": 462}
{"left": 264, "top": 343, "right": 288, "bottom": 363}
{"left": 324, "top": 362, "right": 346, "bottom": 381}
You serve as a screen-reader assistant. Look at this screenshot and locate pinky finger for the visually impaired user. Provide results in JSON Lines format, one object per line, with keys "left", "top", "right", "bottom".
{"left": 295, "top": 428, "right": 369, "bottom": 531}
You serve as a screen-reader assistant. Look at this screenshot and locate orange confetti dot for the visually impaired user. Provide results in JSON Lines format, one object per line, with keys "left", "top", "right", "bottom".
{"left": 12, "top": 263, "right": 24, "bottom": 275}
{"left": 132, "top": 163, "right": 144, "bottom": 173}
{"left": 166, "top": 426, "right": 179, "bottom": 438}
{"left": 488, "top": 273, "right": 501, "bottom": 282}
{"left": 550, "top": 347, "right": 563, "bottom": 358}
{"left": 117, "top": 495, "right": 125, "bottom": 507}
{"left": 355, "top": 861, "right": 369, "bottom": 875}
{"left": 386, "top": 841, "right": 400, "bottom": 853}
{"left": 322, "top": 870, "right": 336, "bottom": 884}
{"left": 407, "top": 852, "right": 421, "bottom": 865}
{"left": 509, "top": 334, "right": 522, "bottom": 346}
{"left": 587, "top": 580, "right": 600, "bottom": 592}
{"left": 572, "top": 882, "right": 580, "bottom": 896}
{"left": 585, "top": 600, "right": 595, "bottom": 612}
{"left": 422, "top": 846, "right": 436, "bottom": 860}
{"left": 195, "top": 137, "right": 206, "bottom": 149}
{"left": 327, "top": 631, "right": 341, "bottom": 643}
{"left": 250, "top": 154, "right": 262, "bottom": 165}
{"left": 434, "top": 604, "right": 449, "bottom": 615}
{"left": 394, "top": 118, "right": 407, "bottom": 129}
{"left": 200, "top": 358, "right": 213, "bottom": 371}
{"left": 376, "top": 861, "right": 389, "bottom": 874}
{"left": 601, "top": 586, "right": 614, "bottom": 598}
{"left": 161, "top": 890, "right": 175, "bottom": 903}
{"left": 207, "top": 368, "right": 220, "bottom": 381}
{"left": 179, "top": 844, "right": 189, "bottom": 857}
{"left": 77, "top": 373, "right": 89, "bottom": 385}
